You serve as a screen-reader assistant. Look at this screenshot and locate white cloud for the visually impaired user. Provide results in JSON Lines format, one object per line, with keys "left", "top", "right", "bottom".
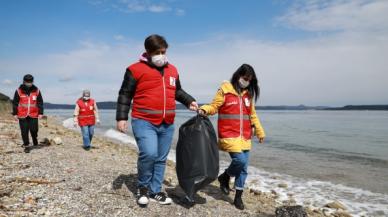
{"left": 0, "top": 40, "right": 143, "bottom": 104}
{"left": 148, "top": 4, "right": 171, "bottom": 13}
{"left": 114, "top": 34, "right": 125, "bottom": 41}
{"left": 175, "top": 8, "right": 185, "bottom": 16}
{"left": 58, "top": 75, "right": 75, "bottom": 82}
{"left": 278, "top": 0, "right": 388, "bottom": 32}
{"left": 1, "top": 32, "right": 387, "bottom": 106}
{"left": 96, "top": 0, "right": 177, "bottom": 14}
{"left": 171, "top": 31, "right": 388, "bottom": 106}
{"left": 123, "top": 0, "right": 146, "bottom": 12}
{"left": 2, "top": 79, "right": 14, "bottom": 86}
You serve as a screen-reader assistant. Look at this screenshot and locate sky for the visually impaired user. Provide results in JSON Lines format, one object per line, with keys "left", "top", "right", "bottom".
{"left": 0, "top": 0, "right": 387, "bottom": 106}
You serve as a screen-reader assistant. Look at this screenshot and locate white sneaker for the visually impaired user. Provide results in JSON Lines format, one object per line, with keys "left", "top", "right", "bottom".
{"left": 150, "top": 192, "right": 172, "bottom": 205}
{"left": 137, "top": 187, "right": 149, "bottom": 207}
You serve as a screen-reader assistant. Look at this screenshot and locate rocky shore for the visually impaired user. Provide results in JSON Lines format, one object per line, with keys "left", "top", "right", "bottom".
{"left": 0, "top": 112, "right": 351, "bottom": 217}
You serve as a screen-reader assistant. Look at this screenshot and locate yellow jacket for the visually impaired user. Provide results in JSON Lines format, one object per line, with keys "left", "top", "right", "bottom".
{"left": 200, "top": 81, "right": 265, "bottom": 152}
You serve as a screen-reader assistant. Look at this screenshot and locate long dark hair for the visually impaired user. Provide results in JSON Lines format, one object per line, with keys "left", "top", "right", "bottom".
{"left": 230, "top": 64, "right": 260, "bottom": 102}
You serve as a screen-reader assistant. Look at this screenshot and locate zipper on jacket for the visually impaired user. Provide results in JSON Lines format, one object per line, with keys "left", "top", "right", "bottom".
{"left": 27, "top": 96, "right": 31, "bottom": 116}
{"left": 162, "top": 76, "right": 166, "bottom": 119}
{"left": 239, "top": 96, "right": 243, "bottom": 138}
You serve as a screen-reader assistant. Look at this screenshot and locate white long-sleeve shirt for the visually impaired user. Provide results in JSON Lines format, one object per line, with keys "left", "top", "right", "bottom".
{"left": 73, "top": 100, "right": 100, "bottom": 124}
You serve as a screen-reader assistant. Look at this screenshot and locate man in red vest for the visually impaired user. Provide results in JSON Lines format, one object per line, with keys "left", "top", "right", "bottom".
{"left": 116, "top": 34, "right": 198, "bottom": 207}
{"left": 12, "top": 74, "right": 44, "bottom": 153}
{"left": 73, "top": 90, "right": 100, "bottom": 150}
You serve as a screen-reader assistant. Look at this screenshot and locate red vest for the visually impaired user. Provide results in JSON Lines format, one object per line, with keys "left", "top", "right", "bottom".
{"left": 17, "top": 88, "right": 40, "bottom": 118}
{"left": 218, "top": 92, "right": 252, "bottom": 140}
{"left": 77, "top": 98, "right": 96, "bottom": 127}
{"left": 129, "top": 62, "right": 178, "bottom": 125}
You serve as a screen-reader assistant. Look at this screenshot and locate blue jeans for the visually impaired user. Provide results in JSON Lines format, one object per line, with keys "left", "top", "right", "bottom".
{"left": 131, "top": 118, "right": 174, "bottom": 194}
{"left": 80, "top": 125, "right": 95, "bottom": 148}
{"left": 226, "top": 150, "right": 250, "bottom": 190}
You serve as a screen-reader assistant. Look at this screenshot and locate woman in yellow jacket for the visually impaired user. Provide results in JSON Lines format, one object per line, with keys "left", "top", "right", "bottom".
{"left": 199, "top": 64, "right": 265, "bottom": 210}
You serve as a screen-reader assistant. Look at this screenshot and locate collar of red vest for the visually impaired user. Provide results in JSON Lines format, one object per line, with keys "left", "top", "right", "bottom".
{"left": 220, "top": 81, "right": 249, "bottom": 96}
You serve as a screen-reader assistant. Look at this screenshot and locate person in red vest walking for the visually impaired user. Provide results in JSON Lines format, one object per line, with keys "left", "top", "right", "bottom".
{"left": 12, "top": 74, "right": 44, "bottom": 153}
{"left": 116, "top": 34, "right": 198, "bottom": 207}
{"left": 199, "top": 64, "right": 266, "bottom": 210}
{"left": 73, "top": 90, "right": 100, "bottom": 150}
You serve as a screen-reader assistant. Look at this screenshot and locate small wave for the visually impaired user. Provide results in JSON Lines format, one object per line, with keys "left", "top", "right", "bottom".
{"left": 62, "top": 118, "right": 78, "bottom": 130}
{"left": 244, "top": 166, "right": 388, "bottom": 216}
{"left": 103, "top": 129, "right": 138, "bottom": 149}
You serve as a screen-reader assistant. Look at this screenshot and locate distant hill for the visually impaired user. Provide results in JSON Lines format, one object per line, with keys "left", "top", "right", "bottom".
{"left": 44, "top": 101, "right": 189, "bottom": 110}
{"left": 43, "top": 102, "right": 388, "bottom": 111}
{"left": 256, "top": 105, "right": 330, "bottom": 110}
{"left": 324, "top": 105, "right": 388, "bottom": 110}
{"left": 44, "top": 101, "right": 117, "bottom": 110}
{"left": 44, "top": 103, "right": 74, "bottom": 109}
{"left": 0, "top": 92, "right": 12, "bottom": 113}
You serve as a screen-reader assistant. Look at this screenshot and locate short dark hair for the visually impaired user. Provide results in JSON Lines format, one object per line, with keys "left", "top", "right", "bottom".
{"left": 144, "top": 34, "right": 168, "bottom": 53}
{"left": 23, "top": 74, "right": 34, "bottom": 82}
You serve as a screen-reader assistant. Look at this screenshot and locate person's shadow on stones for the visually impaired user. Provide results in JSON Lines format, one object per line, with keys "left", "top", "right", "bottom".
{"left": 28, "top": 141, "right": 52, "bottom": 151}
{"left": 165, "top": 183, "right": 233, "bottom": 209}
{"left": 112, "top": 174, "right": 138, "bottom": 196}
{"left": 200, "top": 183, "right": 234, "bottom": 203}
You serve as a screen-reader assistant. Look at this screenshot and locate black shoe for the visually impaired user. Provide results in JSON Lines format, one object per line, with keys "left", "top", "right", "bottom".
{"left": 24, "top": 146, "right": 30, "bottom": 153}
{"left": 234, "top": 190, "right": 245, "bottom": 210}
{"left": 150, "top": 192, "right": 172, "bottom": 205}
{"left": 136, "top": 187, "right": 149, "bottom": 207}
{"left": 82, "top": 146, "right": 91, "bottom": 151}
{"left": 218, "top": 172, "right": 230, "bottom": 195}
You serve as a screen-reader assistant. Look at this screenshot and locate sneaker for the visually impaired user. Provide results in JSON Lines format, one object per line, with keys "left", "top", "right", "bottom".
{"left": 136, "top": 187, "right": 149, "bottom": 207}
{"left": 150, "top": 192, "right": 172, "bottom": 205}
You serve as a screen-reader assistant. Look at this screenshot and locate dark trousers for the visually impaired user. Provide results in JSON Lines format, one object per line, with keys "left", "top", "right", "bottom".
{"left": 18, "top": 117, "right": 39, "bottom": 146}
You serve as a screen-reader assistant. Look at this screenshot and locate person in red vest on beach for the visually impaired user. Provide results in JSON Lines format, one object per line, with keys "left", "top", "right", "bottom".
{"left": 73, "top": 90, "right": 100, "bottom": 151}
{"left": 12, "top": 74, "right": 44, "bottom": 153}
{"left": 199, "top": 64, "right": 266, "bottom": 210}
{"left": 116, "top": 34, "right": 198, "bottom": 207}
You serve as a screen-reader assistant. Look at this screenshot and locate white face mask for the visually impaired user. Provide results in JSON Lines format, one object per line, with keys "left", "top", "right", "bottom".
{"left": 83, "top": 97, "right": 90, "bottom": 101}
{"left": 151, "top": 54, "right": 168, "bottom": 67}
{"left": 239, "top": 78, "right": 250, "bottom": 89}
{"left": 24, "top": 82, "right": 33, "bottom": 87}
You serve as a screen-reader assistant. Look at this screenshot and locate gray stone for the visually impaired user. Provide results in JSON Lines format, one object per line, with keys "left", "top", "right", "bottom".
{"left": 275, "top": 205, "right": 307, "bottom": 217}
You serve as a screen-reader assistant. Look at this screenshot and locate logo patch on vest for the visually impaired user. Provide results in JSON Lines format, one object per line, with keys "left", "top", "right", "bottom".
{"left": 32, "top": 96, "right": 37, "bottom": 101}
{"left": 244, "top": 98, "right": 250, "bottom": 107}
{"left": 226, "top": 101, "right": 238, "bottom": 106}
{"left": 169, "top": 77, "right": 176, "bottom": 87}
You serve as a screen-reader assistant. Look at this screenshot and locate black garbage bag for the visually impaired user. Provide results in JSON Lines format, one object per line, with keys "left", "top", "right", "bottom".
{"left": 176, "top": 115, "right": 219, "bottom": 201}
